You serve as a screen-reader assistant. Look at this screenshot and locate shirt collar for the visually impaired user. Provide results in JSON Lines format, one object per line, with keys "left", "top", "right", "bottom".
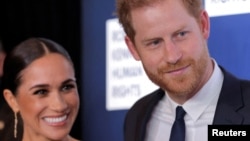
{"left": 165, "top": 59, "right": 224, "bottom": 121}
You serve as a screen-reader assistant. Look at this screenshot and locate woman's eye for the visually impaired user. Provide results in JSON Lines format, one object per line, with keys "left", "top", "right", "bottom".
{"left": 62, "top": 84, "right": 75, "bottom": 92}
{"left": 34, "top": 89, "right": 48, "bottom": 95}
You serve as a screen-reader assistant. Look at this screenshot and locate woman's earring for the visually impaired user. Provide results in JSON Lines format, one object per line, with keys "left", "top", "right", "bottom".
{"left": 14, "top": 112, "right": 18, "bottom": 138}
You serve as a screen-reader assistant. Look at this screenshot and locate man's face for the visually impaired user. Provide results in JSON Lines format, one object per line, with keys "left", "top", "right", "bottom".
{"left": 125, "top": 0, "right": 212, "bottom": 102}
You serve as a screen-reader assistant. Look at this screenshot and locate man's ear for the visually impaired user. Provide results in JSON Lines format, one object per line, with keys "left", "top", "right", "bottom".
{"left": 199, "top": 10, "right": 210, "bottom": 39}
{"left": 125, "top": 36, "right": 141, "bottom": 61}
{"left": 3, "top": 89, "right": 19, "bottom": 113}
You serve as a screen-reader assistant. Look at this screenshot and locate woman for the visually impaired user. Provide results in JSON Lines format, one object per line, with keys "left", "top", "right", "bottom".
{"left": 2, "top": 38, "right": 80, "bottom": 141}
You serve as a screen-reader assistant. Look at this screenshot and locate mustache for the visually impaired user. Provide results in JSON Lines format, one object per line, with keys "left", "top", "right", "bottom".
{"left": 158, "top": 60, "right": 192, "bottom": 73}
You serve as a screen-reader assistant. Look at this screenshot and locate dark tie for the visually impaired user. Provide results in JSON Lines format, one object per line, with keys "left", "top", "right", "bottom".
{"left": 169, "top": 106, "right": 186, "bottom": 141}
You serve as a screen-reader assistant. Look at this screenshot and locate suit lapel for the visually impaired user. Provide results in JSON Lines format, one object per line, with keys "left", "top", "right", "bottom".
{"left": 213, "top": 68, "right": 244, "bottom": 124}
{"left": 139, "top": 89, "right": 165, "bottom": 141}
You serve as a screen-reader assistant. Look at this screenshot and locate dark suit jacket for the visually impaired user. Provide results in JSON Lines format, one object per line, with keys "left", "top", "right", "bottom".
{"left": 124, "top": 68, "right": 250, "bottom": 141}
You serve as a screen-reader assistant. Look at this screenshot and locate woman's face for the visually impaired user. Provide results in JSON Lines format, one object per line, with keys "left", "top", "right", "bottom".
{"left": 15, "top": 53, "right": 79, "bottom": 140}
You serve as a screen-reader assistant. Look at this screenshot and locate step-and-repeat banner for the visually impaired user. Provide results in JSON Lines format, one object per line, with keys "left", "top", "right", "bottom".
{"left": 205, "top": 0, "right": 250, "bottom": 17}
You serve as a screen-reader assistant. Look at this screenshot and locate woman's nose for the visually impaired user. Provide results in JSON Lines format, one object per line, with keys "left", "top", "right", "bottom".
{"left": 50, "top": 93, "right": 68, "bottom": 112}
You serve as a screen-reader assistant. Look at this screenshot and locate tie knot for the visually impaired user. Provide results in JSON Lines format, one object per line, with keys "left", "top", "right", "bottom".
{"left": 175, "top": 106, "right": 186, "bottom": 120}
{"left": 170, "top": 106, "right": 186, "bottom": 141}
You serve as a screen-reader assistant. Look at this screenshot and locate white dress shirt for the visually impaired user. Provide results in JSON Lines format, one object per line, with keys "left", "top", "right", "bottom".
{"left": 145, "top": 60, "right": 224, "bottom": 141}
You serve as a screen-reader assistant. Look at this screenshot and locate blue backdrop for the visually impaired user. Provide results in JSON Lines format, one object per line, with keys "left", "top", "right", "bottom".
{"left": 209, "top": 14, "right": 250, "bottom": 80}
{"left": 81, "top": 0, "right": 126, "bottom": 141}
{"left": 81, "top": 0, "right": 250, "bottom": 140}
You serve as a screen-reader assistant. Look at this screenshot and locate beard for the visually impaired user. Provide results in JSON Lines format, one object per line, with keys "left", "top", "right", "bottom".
{"left": 144, "top": 48, "right": 211, "bottom": 97}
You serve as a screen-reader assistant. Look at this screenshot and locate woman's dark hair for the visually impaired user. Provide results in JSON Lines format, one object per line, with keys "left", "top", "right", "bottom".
{"left": 2, "top": 37, "right": 73, "bottom": 94}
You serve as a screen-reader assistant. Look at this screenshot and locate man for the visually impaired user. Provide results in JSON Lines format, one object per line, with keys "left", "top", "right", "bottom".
{"left": 115, "top": 0, "right": 250, "bottom": 141}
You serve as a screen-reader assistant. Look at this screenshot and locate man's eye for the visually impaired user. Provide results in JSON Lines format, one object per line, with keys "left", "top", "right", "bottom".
{"left": 173, "top": 31, "right": 189, "bottom": 41}
{"left": 146, "top": 39, "right": 162, "bottom": 47}
{"left": 177, "top": 31, "right": 189, "bottom": 38}
{"left": 178, "top": 31, "right": 187, "bottom": 37}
